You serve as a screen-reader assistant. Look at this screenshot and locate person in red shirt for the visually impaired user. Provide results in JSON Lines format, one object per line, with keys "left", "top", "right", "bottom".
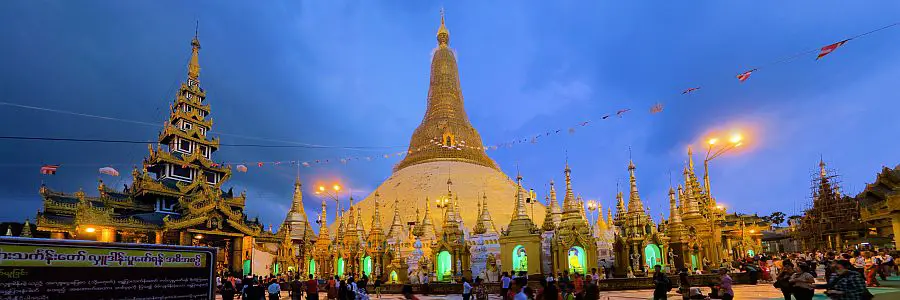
{"left": 305, "top": 275, "right": 319, "bottom": 300}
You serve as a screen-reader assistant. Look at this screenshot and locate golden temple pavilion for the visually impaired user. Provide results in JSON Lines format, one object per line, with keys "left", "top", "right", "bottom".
{"left": 35, "top": 31, "right": 313, "bottom": 276}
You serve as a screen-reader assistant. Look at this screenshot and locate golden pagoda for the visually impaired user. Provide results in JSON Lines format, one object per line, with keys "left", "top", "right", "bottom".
{"left": 336, "top": 10, "right": 545, "bottom": 239}
{"left": 551, "top": 163, "right": 597, "bottom": 276}
{"left": 312, "top": 199, "right": 332, "bottom": 278}
{"left": 499, "top": 173, "right": 543, "bottom": 275}
{"left": 34, "top": 30, "right": 279, "bottom": 276}
{"left": 364, "top": 192, "right": 387, "bottom": 278}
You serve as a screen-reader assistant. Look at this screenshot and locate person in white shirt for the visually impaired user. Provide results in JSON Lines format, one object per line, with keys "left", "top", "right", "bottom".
{"left": 462, "top": 277, "right": 473, "bottom": 300}
{"left": 545, "top": 273, "right": 555, "bottom": 283}
{"left": 500, "top": 272, "right": 511, "bottom": 297}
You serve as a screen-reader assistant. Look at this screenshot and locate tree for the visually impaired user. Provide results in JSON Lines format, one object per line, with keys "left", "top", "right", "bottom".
{"left": 769, "top": 212, "right": 786, "bottom": 227}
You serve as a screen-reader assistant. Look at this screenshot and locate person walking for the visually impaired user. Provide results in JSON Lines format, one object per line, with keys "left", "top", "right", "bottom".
{"left": 373, "top": 277, "right": 382, "bottom": 299}
{"left": 462, "top": 277, "right": 473, "bottom": 300}
{"left": 289, "top": 275, "right": 304, "bottom": 300}
{"left": 305, "top": 275, "right": 319, "bottom": 300}
{"left": 717, "top": 268, "right": 734, "bottom": 300}
{"left": 652, "top": 265, "right": 671, "bottom": 300}
{"left": 474, "top": 278, "right": 489, "bottom": 300}
{"left": 775, "top": 261, "right": 795, "bottom": 300}
{"left": 327, "top": 276, "right": 339, "bottom": 300}
{"left": 500, "top": 272, "right": 511, "bottom": 300}
{"left": 267, "top": 278, "right": 282, "bottom": 300}
{"left": 789, "top": 264, "right": 816, "bottom": 300}
{"left": 221, "top": 274, "right": 237, "bottom": 300}
{"left": 826, "top": 260, "right": 871, "bottom": 300}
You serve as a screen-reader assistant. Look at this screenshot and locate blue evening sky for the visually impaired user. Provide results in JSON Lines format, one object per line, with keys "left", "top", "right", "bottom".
{"left": 1, "top": 1, "right": 898, "bottom": 229}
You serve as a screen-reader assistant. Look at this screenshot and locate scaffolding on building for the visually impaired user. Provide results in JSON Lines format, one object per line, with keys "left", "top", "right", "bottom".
{"left": 794, "top": 159, "right": 864, "bottom": 251}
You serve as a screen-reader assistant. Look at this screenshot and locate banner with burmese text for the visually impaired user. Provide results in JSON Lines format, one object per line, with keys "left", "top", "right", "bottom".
{"left": 0, "top": 237, "right": 215, "bottom": 300}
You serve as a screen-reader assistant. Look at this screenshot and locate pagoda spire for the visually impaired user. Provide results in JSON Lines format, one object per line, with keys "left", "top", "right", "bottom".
{"left": 437, "top": 7, "right": 449, "bottom": 47}
{"left": 627, "top": 160, "right": 645, "bottom": 213}
{"left": 615, "top": 191, "right": 626, "bottom": 221}
{"left": 595, "top": 203, "right": 609, "bottom": 231}
{"left": 549, "top": 180, "right": 562, "bottom": 226}
{"left": 420, "top": 200, "right": 437, "bottom": 241}
{"left": 563, "top": 161, "right": 577, "bottom": 214}
{"left": 4, "top": 226, "right": 10, "bottom": 236}
{"left": 606, "top": 208, "right": 614, "bottom": 227}
{"left": 387, "top": 198, "right": 405, "bottom": 243}
{"left": 669, "top": 187, "right": 682, "bottom": 224}
{"left": 355, "top": 203, "right": 366, "bottom": 240}
{"left": 478, "top": 193, "right": 498, "bottom": 234}
{"left": 541, "top": 195, "right": 557, "bottom": 231}
{"left": 188, "top": 23, "right": 201, "bottom": 80}
{"left": 819, "top": 157, "right": 828, "bottom": 179}
{"left": 370, "top": 192, "right": 383, "bottom": 230}
{"left": 512, "top": 172, "right": 529, "bottom": 220}
{"left": 318, "top": 199, "right": 329, "bottom": 241}
{"left": 283, "top": 177, "right": 313, "bottom": 240}
{"left": 394, "top": 9, "right": 497, "bottom": 171}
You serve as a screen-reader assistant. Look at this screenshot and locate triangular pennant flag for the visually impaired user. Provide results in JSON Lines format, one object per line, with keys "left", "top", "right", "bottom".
{"left": 816, "top": 40, "right": 848, "bottom": 60}
{"left": 681, "top": 87, "right": 700, "bottom": 94}
{"left": 40, "top": 165, "right": 59, "bottom": 175}
{"left": 257, "top": 162, "right": 264, "bottom": 167}
{"left": 736, "top": 69, "right": 756, "bottom": 82}
{"left": 650, "top": 103, "right": 664, "bottom": 114}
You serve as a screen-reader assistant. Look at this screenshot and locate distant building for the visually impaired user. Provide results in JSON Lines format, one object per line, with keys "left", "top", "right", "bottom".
{"left": 856, "top": 164, "right": 900, "bottom": 250}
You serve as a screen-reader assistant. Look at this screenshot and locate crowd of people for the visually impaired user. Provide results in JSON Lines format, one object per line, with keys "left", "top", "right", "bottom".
{"left": 213, "top": 249, "right": 896, "bottom": 300}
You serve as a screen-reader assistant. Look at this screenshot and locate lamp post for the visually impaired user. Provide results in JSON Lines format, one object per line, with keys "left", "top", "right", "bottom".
{"left": 703, "top": 133, "right": 743, "bottom": 197}
{"left": 702, "top": 132, "right": 743, "bottom": 264}
{"left": 436, "top": 197, "right": 451, "bottom": 220}
{"left": 315, "top": 183, "right": 343, "bottom": 225}
{"left": 586, "top": 200, "right": 598, "bottom": 233}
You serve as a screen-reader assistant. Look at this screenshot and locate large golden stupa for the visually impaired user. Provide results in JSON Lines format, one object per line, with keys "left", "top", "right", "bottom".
{"left": 340, "top": 13, "right": 546, "bottom": 235}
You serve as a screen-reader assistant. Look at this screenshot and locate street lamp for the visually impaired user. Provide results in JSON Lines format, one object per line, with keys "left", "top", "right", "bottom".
{"left": 704, "top": 132, "right": 743, "bottom": 197}
{"left": 586, "top": 200, "right": 598, "bottom": 222}
{"left": 587, "top": 200, "right": 598, "bottom": 235}
{"left": 316, "top": 182, "right": 344, "bottom": 220}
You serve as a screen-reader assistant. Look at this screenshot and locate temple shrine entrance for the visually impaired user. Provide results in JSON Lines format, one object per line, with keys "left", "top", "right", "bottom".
{"left": 643, "top": 244, "right": 662, "bottom": 269}
{"left": 437, "top": 251, "right": 451, "bottom": 281}
{"left": 512, "top": 245, "right": 528, "bottom": 273}
{"left": 567, "top": 246, "right": 586, "bottom": 274}
{"left": 190, "top": 231, "right": 235, "bottom": 275}
{"left": 389, "top": 270, "right": 399, "bottom": 283}
{"left": 308, "top": 259, "right": 316, "bottom": 276}
{"left": 362, "top": 256, "right": 372, "bottom": 276}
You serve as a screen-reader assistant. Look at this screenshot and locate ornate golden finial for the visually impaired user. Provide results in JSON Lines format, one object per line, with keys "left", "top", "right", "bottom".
{"left": 437, "top": 7, "right": 449, "bottom": 46}
{"left": 188, "top": 24, "right": 201, "bottom": 80}
{"left": 687, "top": 146, "right": 695, "bottom": 170}
{"left": 819, "top": 156, "right": 827, "bottom": 179}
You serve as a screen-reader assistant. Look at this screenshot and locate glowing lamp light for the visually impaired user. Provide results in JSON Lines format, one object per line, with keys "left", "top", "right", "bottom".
{"left": 333, "top": 184, "right": 341, "bottom": 191}
{"left": 194, "top": 234, "right": 203, "bottom": 239}
{"left": 318, "top": 186, "right": 326, "bottom": 192}
{"left": 716, "top": 205, "right": 724, "bottom": 210}
{"left": 729, "top": 134, "right": 743, "bottom": 144}
{"left": 749, "top": 230, "right": 756, "bottom": 233}
{"left": 85, "top": 227, "right": 96, "bottom": 233}
{"left": 708, "top": 138, "right": 718, "bottom": 145}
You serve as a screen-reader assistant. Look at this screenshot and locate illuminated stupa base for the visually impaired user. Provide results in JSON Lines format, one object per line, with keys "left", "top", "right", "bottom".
{"left": 335, "top": 160, "right": 546, "bottom": 236}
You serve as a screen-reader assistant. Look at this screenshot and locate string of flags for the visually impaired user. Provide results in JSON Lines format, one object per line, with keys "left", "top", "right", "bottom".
{"left": 32, "top": 22, "right": 900, "bottom": 176}
{"left": 733, "top": 22, "right": 898, "bottom": 83}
